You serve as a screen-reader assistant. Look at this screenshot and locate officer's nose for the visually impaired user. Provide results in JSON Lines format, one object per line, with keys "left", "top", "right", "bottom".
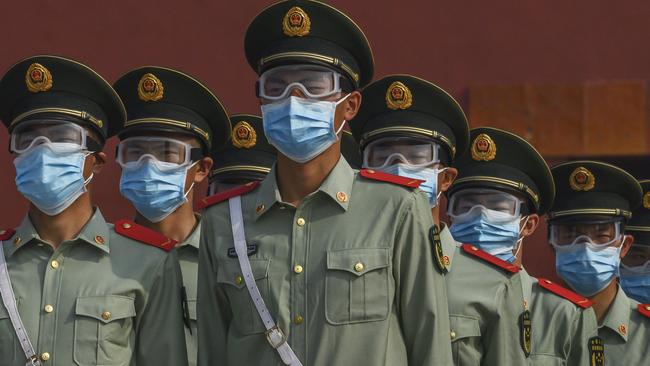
{"left": 388, "top": 156, "right": 407, "bottom": 166}
{"left": 289, "top": 86, "right": 307, "bottom": 99}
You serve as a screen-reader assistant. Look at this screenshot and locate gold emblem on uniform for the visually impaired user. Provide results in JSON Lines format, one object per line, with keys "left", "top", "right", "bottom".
{"left": 25, "top": 63, "right": 53, "bottom": 93}
{"left": 643, "top": 192, "right": 650, "bottom": 209}
{"left": 138, "top": 73, "right": 164, "bottom": 102}
{"left": 588, "top": 336, "right": 605, "bottom": 366}
{"left": 519, "top": 310, "right": 532, "bottom": 357}
{"left": 385, "top": 81, "right": 413, "bottom": 110}
{"left": 471, "top": 133, "right": 497, "bottom": 161}
{"left": 569, "top": 167, "right": 595, "bottom": 192}
{"left": 429, "top": 225, "right": 448, "bottom": 274}
{"left": 231, "top": 121, "right": 257, "bottom": 149}
{"left": 283, "top": 6, "right": 311, "bottom": 37}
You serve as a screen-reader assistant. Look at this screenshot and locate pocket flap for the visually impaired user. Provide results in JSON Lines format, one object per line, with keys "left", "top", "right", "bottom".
{"left": 75, "top": 295, "right": 136, "bottom": 324}
{"left": 327, "top": 248, "right": 390, "bottom": 276}
{"left": 450, "top": 315, "right": 481, "bottom": 340}
{"left": 216, "top": 258, "right": 270, "bottom": 289}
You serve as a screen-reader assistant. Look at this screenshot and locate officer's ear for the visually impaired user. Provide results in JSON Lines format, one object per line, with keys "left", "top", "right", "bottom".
{"left": 438, "top": 167, "right": 458, "bottom": 193}
{"left": 520, "top": 214, "right": 540, "bottom": 237}
{"left": 340, "top": 91, "right": 361, "bottom": 121}
{"left": 620, "top": 234, "right": 634, "bottom": 259}
{"left": 192, "top": 156, "right": 213, "bottom": 184}
{"left": 89, "top": 151, "right": 106, "bottom": 175}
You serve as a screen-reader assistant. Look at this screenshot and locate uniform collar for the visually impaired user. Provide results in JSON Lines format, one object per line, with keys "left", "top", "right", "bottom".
{"left": 8, "top": 208, "right": 111, "bottom": 257}
{"left": 254, "top": 157, "right": 355, "bottom": 220}
{"left": 178, "top": 215, "right": 201, "bottom": 249}
{"left": 601, "top": 284, "right": 631, "bottom": 342}
{"left": 439, "top": 222, "right": 457, "bottom": 270}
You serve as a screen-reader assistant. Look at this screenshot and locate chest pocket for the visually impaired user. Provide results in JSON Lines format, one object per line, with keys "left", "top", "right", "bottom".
{"left": 0, "top": 301, "right": 16, "bottom": 361}
{"left": 73, "top": 295, "right": 136, "bottom": 366}
{"left": 216, "top": 258, "right": 270, "bottom": 335}
{"left": 450, "top": 315, "right": 482, "bottom": 366}
{"left": 325, "top": 247, "right": 391, "bottom": 325}
{"left": 528, "top": 354, "right": 566, "bottom": 366}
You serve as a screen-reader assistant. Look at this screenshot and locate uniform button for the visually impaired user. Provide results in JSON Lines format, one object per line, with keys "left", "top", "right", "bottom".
{"left": 40, "top": 352, "right": 50, "bottom": 361}
{"left": 450, "top": 330, "right": 456, "bottom": 339}
{"left": 101, "top": 311, "right": 111, "bottom": 321}
{"left": 235, "top": 275, "right": 243, "bottom": 285}
{"left": 646, "top": 306, "right": 650, "bottom": 311}
{"left": 0, "top": 230, "right": 5, "bottom": 235}
{"left": 294, "top": 265, "right": 303, "bottom": 274}
{"left": 44, "top": 304, "right": 54, "bottom": 313}
{"left": 94, "top": 235, "right": 105, "bottom": 245}
{"left": 366, "top": 169, "right": 375, "bottom": 174}
{"left": 256, "top": 204, "right": 265, "bottom": 214}
{"left": 354, "top": 262, "right": 364, "bottom": 272}
{"left": 50, "top": 260, "right": 59, "bottom": 269}
{"left": 122, "top": 222, "right": 132, "bottom": 229}
{"left": 13, "top": 236, "right": 21, "bottom": 245}
{"left": 294, "top": 315, "right": 304, "bottom": 325}
{"left": 296, "top": 218, "right": 306, "bottom": 226}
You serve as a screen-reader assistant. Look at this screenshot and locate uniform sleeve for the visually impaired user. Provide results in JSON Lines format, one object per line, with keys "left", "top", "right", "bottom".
{"left": 567, "top": 307, "right": 599, "bottom": 365}
{"left": 197, "top": 211, "right": 232, "bottom": 366}
{"left": 481, "top": 274, "right": 528, "bottom": 365}
{"left": 393, "top": 192, "right": 453, "bottom": 366}
{"left": 135, "top": 250, "right": 189, "bottom": 366}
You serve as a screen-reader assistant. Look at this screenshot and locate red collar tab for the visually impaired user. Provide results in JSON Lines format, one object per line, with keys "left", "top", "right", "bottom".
{"left": 461, "top": 243, "right": 520, "bottom": 273}
{"left": 0, "top": 229, "right": 16, "bottom": 241}
{"left": 197, "top": 181, "right": 261, "bottom": 211}
{"left": 638, "top": 304, "right": 650, "bottom": 319}
{"left": 537, "top": 278, "right": 593, "bottom": 309}
{"left": 114, "top": 219, "right": 177, "bottom": 252}
{"left": 359, "top": 169, "right": 423, "bottom": 188}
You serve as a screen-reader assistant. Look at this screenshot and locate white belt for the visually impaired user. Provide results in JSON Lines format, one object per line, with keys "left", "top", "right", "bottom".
{"left": 228, "top": 196, "right": 303, "bottom": 366}
{"left": 0, "top": 241, "right": 41, "bottom": 366}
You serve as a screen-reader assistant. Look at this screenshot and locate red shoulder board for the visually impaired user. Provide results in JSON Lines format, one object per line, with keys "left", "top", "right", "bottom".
{"left": 359, "top": 169, "right": 423, "bottom": 188}
{"left": 638, "top": 304, "right": 650, "bottom": 319}
{"left": 461, "top": 244, "right": 520, "bottom": 274}
{"left": 538, "top": 278, "right": 593, "bottom": 309}
{"left": 114, "top": 219, "right": 177, "bottom": 252}
{"left": 197, "top": 181, "right": 260, "bottom": 211}
{"left": 0, "top": 229, "right": 16, "bottom": 241}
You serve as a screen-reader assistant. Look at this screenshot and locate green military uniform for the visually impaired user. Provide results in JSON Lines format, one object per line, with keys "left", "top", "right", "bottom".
{"left": 549, "top": 161, "right": 650, "bottom": 365}
{"left": 113, "top": 66, "right": 231, "bottom": 366}
{"left": 0, "top": 56, "right": 188, "bottom": 365}
{"left": 447, "top": 127, "right": 600, "bottom": 365}
{"left": 176, "top": 219, "right": 201, "bottom": 366}
{"left": 198, "top": 158, "right": 452, "bottom": 365}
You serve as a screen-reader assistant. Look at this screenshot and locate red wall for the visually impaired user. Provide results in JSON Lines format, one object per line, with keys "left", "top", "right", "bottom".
{"left": 2, "top": 0, "right": 649, "bottom": 279}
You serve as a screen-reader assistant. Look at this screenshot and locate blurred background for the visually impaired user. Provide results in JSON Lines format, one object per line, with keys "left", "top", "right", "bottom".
{"left": 2, "top": 0, "right": 650, "bottom": 280}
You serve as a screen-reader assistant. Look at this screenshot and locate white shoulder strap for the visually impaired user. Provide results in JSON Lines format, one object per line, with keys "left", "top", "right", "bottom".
{"left": 228, "top": 196, "right": 302, "bottom": 366}
{"left": 0, "top": 242, "right": 41, "bottom": 366}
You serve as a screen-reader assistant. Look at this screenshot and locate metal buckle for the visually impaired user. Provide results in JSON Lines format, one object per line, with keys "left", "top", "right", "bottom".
{"left": 265, "top": 325, "right": 287, "bottom": 349}
{"left": 28, "top": 355, "right": 41, "bottom": 366}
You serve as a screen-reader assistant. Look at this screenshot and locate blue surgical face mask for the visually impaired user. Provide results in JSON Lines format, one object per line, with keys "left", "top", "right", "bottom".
{"left": 450, "top": 206, "right": 525, "bottom": 263}
{"left": 380, "top": 164, "right": 445, "bottom": 207}
{"left": 261, "top": 95, "right": 348, "bottom": 163}
{"left": 14, "top": 143, "right": 93, "bottom": 216}
{"left": 555, "top": 242, "right": 622, "bottom": 297}
{"left": 620, "top": 263, "right": 650, "bottom": 304}
{"left": 120, "top": 159, "right": 196, "bottom": 223}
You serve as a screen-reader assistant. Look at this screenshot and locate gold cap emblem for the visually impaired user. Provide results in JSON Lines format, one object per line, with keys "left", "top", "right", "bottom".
{"left": 471, "top": 133, "right": 497, "bottom": 161}
{"left": 569, "top": 167, "right": 595, "bottom": 191}
{"left": 385, "top": 81, "right": 413, "bottom": 110}
{"left": 283, "top": 6, "right": 311, "bottom": 37}
{"left": 232, "top": 121, "right": 257, "bottom": 149}
{"left": 643, "top": 192, "right": 650, "bottom": 209}
{"left": 138, "top": 73, "right": 164, "bottom": 102}
{"left": 25, "top": 63, "right": 53, "bottom": 93}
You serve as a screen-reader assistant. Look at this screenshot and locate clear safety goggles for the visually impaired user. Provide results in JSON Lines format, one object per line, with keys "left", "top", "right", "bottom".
{"left": 10, "top": 120, "right": 99, "bottom": 154}
{"left": 116, "top": 137, "right": 202, "bottom": 170}
{"left": 621, "top": 244, "right": 650, "bottom": 271}
{"left": 549, "top": 220, "right": 623, "bottom": 248}
{"left": 256, "top": 65, "right": 347, "bottom": 101}
{"left": 448, "top": 188, "right": 524, "bottom": 220}
{"left": 363, "top": 137, "right": 440, "bottom": 169}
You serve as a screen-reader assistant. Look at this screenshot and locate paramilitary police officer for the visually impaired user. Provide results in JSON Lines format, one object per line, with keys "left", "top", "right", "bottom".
{"left": 208, "top": 114, "right": 276, "bottom": 195}
{"left": 0, "top": 56, "right": 188, "bottom": 365}
{"left": 350, "top": 78, "right": 529, "bottom": 365}
{"left": 197, "top": 1, "right": 453, "bottom": 365}
{"left": 450, "top": 128, "right": 599, "bottom": 365}
{"left": 621, "top": 179, "right": 650, "bottom": 305}
{"left": 112, "top": 66, "right": 231, "bottom": 366}
{"left": 548, "top": 161, "right": 650, "bottom": 365}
